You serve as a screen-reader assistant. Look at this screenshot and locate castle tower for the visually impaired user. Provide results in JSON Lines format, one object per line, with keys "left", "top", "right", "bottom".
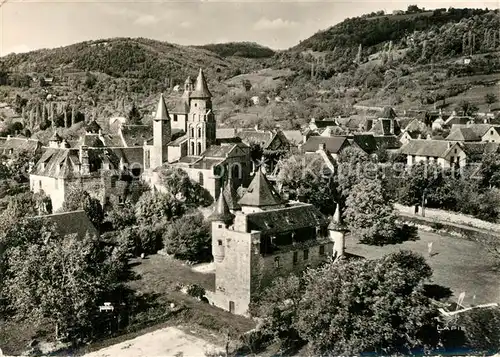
{"left": 187, "top": 69, "right": 216, "bottom": 156}
{"left": 183, "top": 76, "right": 194, "bottom": 96}
{"left": 151, "top": 93, "right": 172, "bottom": 168}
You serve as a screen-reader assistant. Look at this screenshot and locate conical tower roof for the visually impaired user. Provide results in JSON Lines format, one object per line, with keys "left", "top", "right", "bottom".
{"left": 223, "top": 176, "right": 241, "bottom": 211}
{"left": 329, "top": 203, "right": 347, "bottom": 231}
{"left": 238, "top": 170, "right": 283, "bottom": 208}
{"left": 190, "top": 69, "right": 212, "bottom": 99}
{"left": 184, "top": 76, "right": 193, "bottom": 85}
{"left": 208, "top": 192, "right": 235, "bottom": 223}
{"left": 155, "top": 93, "right": 169, "bottom": 120}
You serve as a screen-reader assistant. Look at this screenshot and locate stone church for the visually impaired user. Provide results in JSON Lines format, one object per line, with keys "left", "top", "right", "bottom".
{"left": 143, "top": 69, "right": 252, "bottom": 200}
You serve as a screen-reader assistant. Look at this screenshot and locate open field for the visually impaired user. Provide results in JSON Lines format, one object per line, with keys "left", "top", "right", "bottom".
{"left": 81, "top": 326, "right": 222, "bottom": 357}
{"left": 346, "top": 230, "right": 500, "bottom": 307}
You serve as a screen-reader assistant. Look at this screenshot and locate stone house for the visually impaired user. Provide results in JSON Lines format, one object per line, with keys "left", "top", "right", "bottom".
{"left": 206, "top": 171, "right": 346, "bottom": 315}
{"left": 400, "top": 139, "right": 467, "bottom": 169}
{"left": 301, "top": 136, "right": 350, "bottom": 160}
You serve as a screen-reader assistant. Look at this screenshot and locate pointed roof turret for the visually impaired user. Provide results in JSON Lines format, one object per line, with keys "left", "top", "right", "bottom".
{"left": 208, "top": 192, "right": 235, "bottom": 224}
{"left": 223, "top": 176, "right": 241, "bottom": 211}
{"left": 238, "top": 170, "right": 284, "bottom": 208}
{"left": 184, "top": 76, "right": 193, "bottom": 85}
{"left": 190, "top": 69, "right": 212, "bottom": 99}
{"left": 328, "top": 203, "right": 347, "bottom": 231}
{"left": 155, "top": 93, "right": 169, "bottom": 120}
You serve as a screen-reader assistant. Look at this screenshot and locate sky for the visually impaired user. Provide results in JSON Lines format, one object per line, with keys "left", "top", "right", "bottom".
{"left": 0, "top": 0, "right": 497, "bottom": 56}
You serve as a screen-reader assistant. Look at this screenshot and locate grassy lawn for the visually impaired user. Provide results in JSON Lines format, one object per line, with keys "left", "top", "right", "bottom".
{"left": 346, "top": 230, "right": 500, "bottom": 307}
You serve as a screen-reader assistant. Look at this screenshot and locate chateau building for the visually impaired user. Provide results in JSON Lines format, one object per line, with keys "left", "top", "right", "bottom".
{"left": 206, "top": 170, "right": 346, "bottom": 315}
{"left": 30, "top": 121, "right": 143, "bottom": 211}
{"left": 144, "top": 69, "right": 252, "bottom": 200}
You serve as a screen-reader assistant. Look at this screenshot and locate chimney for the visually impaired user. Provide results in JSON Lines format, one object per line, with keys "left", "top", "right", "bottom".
{"left": 318, "top": 143, "right": 326, "bottom": 151}
{"left": 447, "top": 142, "right": 452, "bottom": 149}
{"left": 254, "top": 124, "right": 259, "bottom": 132}
{"left": 79, "top": 145, "right": 90, "bottom": 175}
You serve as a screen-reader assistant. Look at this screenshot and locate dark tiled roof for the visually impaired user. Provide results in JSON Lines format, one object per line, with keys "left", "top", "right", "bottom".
{"left": 351, "top": 134, "right": 378, "bottom": 154}
{"left": 371, "top": 119, "right": 401, "bottom": 136}
{"left": 237, "top": 130, "right": 273, "bottom": 148}
{"left": 191, "top": 158, "right": 225, "bottom": 169}
{"left": 120, "top": 125, "right": 153, "bottom": 147}
{"left": 373, "top": 135, "right": 402, "bottom": 149}
{"left": 112, "top": 147, "right": 144, "bottom": 166}
{"left": 452, "top": 124, "right": 500, "bottom": 138}
{"left": 445, "top": 127, "right": 481, "bottom": 142}
{"left": 34, "top": 210, "right": 98, "bottom": 239}
{"left": 399, "top": 139, "right": 457, "bottom": 158}
{"left": 79, "top": 134, "right": 105, "bottom": 148}
{"left": 172, "top": 98, "right": 190, "bottom": 114}
{"left": 246, "top": 203, "right": 328, "bottom": 234}
{"left": 238, "top": 170, "right": 283, "bottom": 208}
{"left": 302, "top": 136, "right": 349, "bottom": 154}
{"left": 311, "top": 119, "right": 337, "bottom": 129}
{"left": 403, "top": 118, "right": 427, "bottom": 133}
{"left": 461, "top": 142, "right": 500, "bottom": 161}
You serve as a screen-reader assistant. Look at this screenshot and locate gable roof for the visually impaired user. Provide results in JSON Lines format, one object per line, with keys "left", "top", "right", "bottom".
{"left": 371, "top": 119, "right": 401, "bottom": 136}
{"left": 310, "top": 119, "right": 337, "bottom": 129}
{"left": 302, "top": 136, "right": 349, "bottom": 154}
{"left": 451, "top": 124, "right": 500, "bottom": 138}
{"left": 120, "top": 125, "right": 153, "bottom": 147}
{"left": 461, "top": 142, "right": 500, "bottom": 161}
{"left": 2, "top": 137, "right": 41, "bottom": 153}
{"left": 400, "top": 139, "right": 460, "bottom": 158}
{"left": 216, "top": 128, "right": 237, "bottom": 139}
{"left": 238, "top": 170, "right": 284, "bottom": 208}
{"left": 237, "top": 130, "right": 273, "bottom": 148}
{"left": 445, "top": 127, "right": 481, "bottom": 142}
{"left": 350, "top": 134, "right": 378, "bottom": 154}
{"left": 380, "top": 106, "right": 397, "bottom": 119}
{"left": 34, "top": 210, "right": 98, "bottom": 239}
{"left": 403, "top": 118, "right": 427, "bottom": 133}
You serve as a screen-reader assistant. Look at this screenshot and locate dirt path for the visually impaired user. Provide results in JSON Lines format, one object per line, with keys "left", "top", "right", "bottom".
{"left": 82, "top": 327, "right": 222, "bottom": 357}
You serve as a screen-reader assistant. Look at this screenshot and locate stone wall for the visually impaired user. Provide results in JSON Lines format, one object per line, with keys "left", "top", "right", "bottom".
{"left": 395, "top": 203, "right": 500, "bottom": 233}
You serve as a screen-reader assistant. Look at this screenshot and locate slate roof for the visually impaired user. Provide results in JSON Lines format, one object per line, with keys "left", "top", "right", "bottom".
{"left": 2, "top": 137, "right": 41, "bottom": 153}
{"left": 208, "top": 193, "right": 234, "bottom": 223}
{"left": 371, "top": 119, "right": 401, "bottom": 136}
{"left": 190, "top": 69, "right": 212, "bottom": 99}
{"left": 78, "top": 134, "right": 106, "bottom": 148}
{"left": 374, "top": 135, "right": 402, "bottom": 149}
{"left": 246, "top": 203, "right": 328, "bottom": 235}
{"left": 120, "top": 125, "right": 153, "bottom": 147}
{"left": 452, "top": 124, "right": 500, "bottom": 138}
{"left": 203, "top": 144, "right": 237, "bottom": 158}
{"left": 113, "top": 147, "right": 144, "bottom": 166}
{"left": 399, "top": 140, "right": 458, "bottom": 158}
{"left": 445, "top": 127, "right": 481, "bottom": 142}
{"left": 461, "top": 142, "right": 500, "bottom": 161}
{"left": 310, "top": 119, "right": 337, "bottom": 129}
{"left": 238, "top": 170, "right": 284, "bottom": 208}
{"left": 191, "top": 158, "right": 225, "bottom": 170}
{"left": 172, "top": 99, "right": 190, "bottom": 114}
{"left": 222, "top": 176, "right": 241, "bottom": 211}
{"left": 350, "top": 134, "right": 378, "bottom": 154}
{"left": 445, "top": 116, "right": 471, "bottom": 126}
{"left": 168, "top": 134, "right": 188, "bottom": 146}
{"left": 403, "top": 118, "right": 427, "bottom": 133}
{"left": 302, "top": 136, "right": 349, "bottom": 154}
{"left": 237, "top": 130, "right": 273, "bottom": 148}
{"left": 283, "top": 130, "right": 303, "bottom": 145}
{"left": 34, "top": 210, "right": 98, "bottom": 239}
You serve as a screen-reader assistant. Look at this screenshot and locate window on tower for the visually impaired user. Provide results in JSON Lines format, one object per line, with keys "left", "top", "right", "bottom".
{"left": 190, "top": 142, "right": 195, "bottom": 155}
{"left": 198, "top": 127, "right": 201, "bottom": 138}
{"left": 197, "top": 143, "right": 202, "bottom": 156}
{"left": 190, "top": 127, "right": 194, "bottom": 137}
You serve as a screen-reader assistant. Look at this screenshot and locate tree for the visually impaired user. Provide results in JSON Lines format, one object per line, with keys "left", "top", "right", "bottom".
{"left": 344, "top": 177, "right": 398, "bottom": 244}
{"left": 485, "top": 93, "right": 498, "bottom": 110}
{"left": 252, "top": 274, "right": 305, "bottom": 351}
{"left": 295, "top": 251, "right": 438, "bottom": 355}
{"left": 456, "top": 100, "right": 478, "bottom": 116}
{"left": 128, "top": 103, "right": 142, "bottom": 125}
{"left": 456, "top": 306, "right": 500, "bottom": 353}
{"left": 5, "top": 232, "right": 126, "bottom": 341}
{"left": 135, "top": 190, "right": 185, "bottom": 226}
{"left": 276, "top": 154, "right": 336, "bottom": 215}
{"left": 156, "top": 166, "right": 212, "bottom": 207}
{"left": 397, "top": 162, "right": 445, "bottom": 207}
{"left": 62, "top": 187, "right": 104, "bottom": 229}
{"left": 162, "top": 213, "right": 210, "bottom": 262}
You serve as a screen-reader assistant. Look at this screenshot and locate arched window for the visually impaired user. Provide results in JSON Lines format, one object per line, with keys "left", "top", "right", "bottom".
{"left": 198, "top": 127, "right": 202, "bottom": 138}
{"left": 197, "top": 142, "right": 202, "bottom": 156}
{"left": 190, "top": 142, "right": 195, "bottom": 155}
{"left": 198, "top": 172, "right": 204, "bottom": 185}
{"left": 190, "top": 127, "right": 194, "bottom": 137}
{"left": 232, "top": 164, "right": 241, "bottom": 179}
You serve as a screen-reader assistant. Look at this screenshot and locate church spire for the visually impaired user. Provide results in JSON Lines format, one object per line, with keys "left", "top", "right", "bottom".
{"left": 155, "top": 93, "right": 169, "bottom": 120}
{"left": 190, "top": 68, "right": 212, "bottom": 99}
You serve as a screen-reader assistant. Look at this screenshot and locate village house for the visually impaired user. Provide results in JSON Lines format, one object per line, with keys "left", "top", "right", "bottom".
{"left": 399, "top": 139, "right": 467, "bottom": 169}
{"left": 449, "top": 124, "right": 500, "bottom": 143}
{"left": 301, "top": 136, "right": 350, "bottom": 160}
{"left": 206, "top": 170, "right": 346, "bottom": 315}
